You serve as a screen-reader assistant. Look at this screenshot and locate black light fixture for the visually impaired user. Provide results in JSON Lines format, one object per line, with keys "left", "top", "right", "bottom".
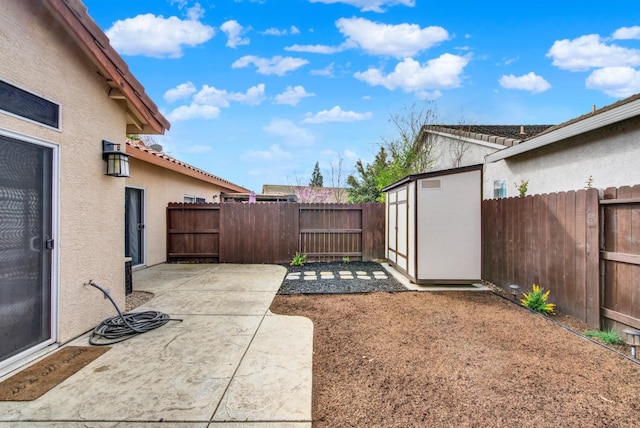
{"left": 102, "top": 140, "right": 130, "bottom": 177}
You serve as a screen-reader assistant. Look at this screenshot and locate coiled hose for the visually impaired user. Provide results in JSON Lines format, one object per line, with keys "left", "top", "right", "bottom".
{"left": 87, "top": 281, "right": 182, "bottom": 346}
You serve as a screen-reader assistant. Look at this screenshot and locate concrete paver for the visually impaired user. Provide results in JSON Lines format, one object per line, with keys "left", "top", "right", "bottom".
{"left": 0, "top": 264, "right": 312, "bottom": 427}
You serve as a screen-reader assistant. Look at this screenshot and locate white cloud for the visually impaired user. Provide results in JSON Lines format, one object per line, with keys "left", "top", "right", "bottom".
{"left": 547, "top": 34, "right": 640, "bottom": 71}
{"left": 336, "top": 17, "right": 448, "bottom": 58}
{"left": 310, "top": 63, "right": 335, "bottom": 77}
{"left": 105, "top": 13, "right": 215, "bottom": 58}
{"left": 164, "top": 81, "right": 197, "bottom": 103}
{"left": 263, "top": 119, "right": 316, "bottom": 146}
{"left": 167, "top": 104, "right": 220, "bottom": 121}
{"left": 185, "top": 3, "right": 205, "bottom": 20}
{"left": 415, "top": 90, "right": 442, "bottom": 100}
{"left": 354, "top": 54, "right": 470, "bottom": 93}
{"left": 193, "top": 84, "right": 266, "bottom": 106}
{"left": 303, "top": 106, "right": 372, "bottom": 123}
{"left": 241, "top": 144, "right": 292, "bottom": 161}
{"left": 220, "top": 20, "right": 250, "bottom": 48}
{"left": 612, "top": 26, "right": 640, "bottom": 40}
{"left": 586, "top": 66, "right": 640, "bottom": 97}
{"left": 308, "top": 0, "right": 414, "bottom": 13}
{"left": 499, "top": 72, "right": 551, "bottom": 93}
{"left": 264, "top": 25, "right": 300, "bottom": 36}
{"left": 232, "top": 55, "right": 309, "bottom": 75}
{"left": 344, "top": 149, "right": 358, "bottom": 159}
{"left": 274, "top": 86, "right": 316, "bottom": 106}
{"left": 285, "top": 43, "right": 347, "bottom": 54}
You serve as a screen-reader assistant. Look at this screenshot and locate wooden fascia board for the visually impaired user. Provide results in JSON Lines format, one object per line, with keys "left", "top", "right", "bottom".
{"left": 42, "top": 0, "right": 170, "bottom": 134}
{"left": 127, "top": 147, "right": 250, "bottom": 193}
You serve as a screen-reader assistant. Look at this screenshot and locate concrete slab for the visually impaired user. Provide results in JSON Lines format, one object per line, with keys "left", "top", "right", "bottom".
{"left": 382, "top": 262, "right": 491, "bottom": 292}
{"left": 213, "top": 314, "right": 313, "bottom": 422}
{"left": 0, "top": 263, "right": 313, "bottom": 427}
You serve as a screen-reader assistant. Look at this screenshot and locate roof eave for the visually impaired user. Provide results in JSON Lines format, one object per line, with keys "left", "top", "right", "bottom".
{"left": 42, "top": 0, "right": 170, "bottom": 135}
{"left": 486, "top": 98, "right": 640, "bottom": 162}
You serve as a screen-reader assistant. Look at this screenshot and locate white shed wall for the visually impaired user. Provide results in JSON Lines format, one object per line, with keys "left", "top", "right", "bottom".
{"left": 416, "top": 170, "right": 482, "bottom": 281}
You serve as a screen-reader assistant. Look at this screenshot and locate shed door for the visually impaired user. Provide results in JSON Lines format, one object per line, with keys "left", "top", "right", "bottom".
{"left": 0, "top": 134, "right": 53, "bottom": 364}
{"left": 387, "top": 187, "right": 408, "bottom": 270}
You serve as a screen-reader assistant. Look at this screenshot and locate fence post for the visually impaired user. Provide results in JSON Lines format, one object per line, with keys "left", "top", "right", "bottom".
{"left": 585, "top": 188, "right": 600, "bottom": 328}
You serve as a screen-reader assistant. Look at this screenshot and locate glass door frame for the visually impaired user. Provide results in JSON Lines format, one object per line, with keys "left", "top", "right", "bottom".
{"left": 0, "top": 127, "right": 59, "bottom": 374}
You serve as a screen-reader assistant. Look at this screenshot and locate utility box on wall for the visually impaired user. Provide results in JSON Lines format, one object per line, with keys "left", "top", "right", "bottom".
{"left": 383, "top": 165, "right": 482, "bottom": 285}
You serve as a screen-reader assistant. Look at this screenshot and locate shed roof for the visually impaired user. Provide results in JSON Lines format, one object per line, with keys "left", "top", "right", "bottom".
{"left": 126, "top": 140, "right": 250, "bottom": 193}
{"left": 382, "top": 164, "right": 483, "bottom": 192}
{"left": 42, "top": 0, "right": 170, "bottom": 135}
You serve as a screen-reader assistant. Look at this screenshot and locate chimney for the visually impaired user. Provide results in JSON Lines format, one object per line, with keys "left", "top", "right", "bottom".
{"left": 592, "top": 104, "right": 597, "bottom": 113}
{"left": 519, "top": 125, "right": 526, "bottom": 135}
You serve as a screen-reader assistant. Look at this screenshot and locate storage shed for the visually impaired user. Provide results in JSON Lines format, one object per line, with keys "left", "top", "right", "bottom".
{"left": 383, "top": 165, "right": 482, "bottom": 284}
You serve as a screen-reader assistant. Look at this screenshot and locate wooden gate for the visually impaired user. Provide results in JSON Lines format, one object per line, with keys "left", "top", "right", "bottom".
{"left": 601, "top": 185, "right": 640, "bottom": 330}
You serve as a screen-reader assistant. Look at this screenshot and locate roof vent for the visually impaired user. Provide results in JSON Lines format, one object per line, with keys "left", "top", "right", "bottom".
{"left": 150, "top": 144, "right": 163, "bottom": 152}
{"left": 592, "top": 104, "right": 597, "bottom": 113}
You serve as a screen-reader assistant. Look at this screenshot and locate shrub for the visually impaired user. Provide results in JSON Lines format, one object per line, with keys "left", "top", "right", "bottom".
{"left": 290, "top": 251, "right": 307, "bottom": 266}
{"left": 520, "top": 284, "right": 555, "bottom": 315}
{"left": 515, "top": 179, "right": 529, "bottom": 197}
{"left": 584, "top": 329, "right": 622, "bottom": 345}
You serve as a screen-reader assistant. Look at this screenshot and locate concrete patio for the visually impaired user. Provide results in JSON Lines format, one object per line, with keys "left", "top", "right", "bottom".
{"left": 0, "top": 264, "right": 313, "bottom": 427}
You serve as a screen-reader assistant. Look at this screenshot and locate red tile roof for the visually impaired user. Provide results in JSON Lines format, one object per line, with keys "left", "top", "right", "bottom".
{"left": 126, "top": 140, "right": 250, "bottom": 193}
{"left": 42, "top": 0, "right": 170, "bottom": 135}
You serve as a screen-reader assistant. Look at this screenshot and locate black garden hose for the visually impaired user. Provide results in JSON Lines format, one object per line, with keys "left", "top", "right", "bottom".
{"left": 87, "top": 281, "right": 182, "bottom": 346}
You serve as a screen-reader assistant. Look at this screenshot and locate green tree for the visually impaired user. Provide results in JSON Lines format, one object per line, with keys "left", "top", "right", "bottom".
{"left": 309, "top": 161, "right": 323, "bottom": 187}
{"left": 346, "top": 147, "right": 390, "bottom": 203}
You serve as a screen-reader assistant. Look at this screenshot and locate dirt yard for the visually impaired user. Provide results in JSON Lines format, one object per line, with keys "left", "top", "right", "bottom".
{"left": 270, "top": 291, "right": 640, "bottom": 427}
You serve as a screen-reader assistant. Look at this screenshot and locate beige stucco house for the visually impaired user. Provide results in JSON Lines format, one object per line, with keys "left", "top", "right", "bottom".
{"left": 0, "top": 0, "right": 246, "bottom": 375}
{"left": 125, "top": 140, "right": 249, "bottom": 267}
{"left": 422, "top": 94, "right": 640, "bottom": 199}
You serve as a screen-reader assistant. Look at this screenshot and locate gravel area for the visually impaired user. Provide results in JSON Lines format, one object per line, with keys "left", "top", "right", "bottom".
{"left": 125, "top": 291, "right": 155, "bottom": 312}
{"left": 277, "top": 261, "right": 407, "bottom": 294}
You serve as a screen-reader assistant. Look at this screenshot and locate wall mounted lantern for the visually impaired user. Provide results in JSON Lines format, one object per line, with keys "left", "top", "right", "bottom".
{"left": 509, "top": 284, "right": 521, "bottom": 300}
{"left": 102, "top": 140, "right": 130, "bottom": 177}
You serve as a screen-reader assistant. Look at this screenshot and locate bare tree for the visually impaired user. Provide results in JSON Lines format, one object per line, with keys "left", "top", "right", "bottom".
{"left": 383, "top": 101, "right": 441, "bottom": 175}
{"left": 448, "top": 115, "right": 473, "bottom": 168}
{"left": 328, "top": 156, "right": 347, "bottom": 203}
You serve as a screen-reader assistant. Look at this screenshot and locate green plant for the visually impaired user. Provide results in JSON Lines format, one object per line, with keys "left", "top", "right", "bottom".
{"left": 585, "top": 175, "right": 594, "bottom": 189}
{"left": 584, "top": 329, "right": 622, "bottom": 344}
{"left": 290, "top": 251, "right": 307, "bottom": 266}
{"left": 520, "top": 284, "right": 555, "bottom": 315}
{"left": 515, "top": 179, "right": 529, "bottom": 197}
{"left": 342, "top": 256, "right": 350, "bottom": 263}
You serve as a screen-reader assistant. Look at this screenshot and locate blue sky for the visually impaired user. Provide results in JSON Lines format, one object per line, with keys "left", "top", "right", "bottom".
{"left": 83, "top": 0, "right": 640, "bottom": 192}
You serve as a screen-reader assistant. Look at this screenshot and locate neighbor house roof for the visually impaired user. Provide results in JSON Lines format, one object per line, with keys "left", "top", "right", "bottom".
{"left": 486, "top": 93, "right": 640, "bottom": 162}
{"left": 126, "top": 140, "right": 250, "bottom": 193}
{"left": 42, "top": 0, "right": 170, "bottom": 135}
{"left": 425, "top": 125, "right": 554, "bottom": 148}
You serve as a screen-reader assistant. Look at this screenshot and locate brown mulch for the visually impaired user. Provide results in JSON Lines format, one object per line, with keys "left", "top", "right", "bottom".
{"left": 270, "top": 291, "right": 640, "bottom": 427}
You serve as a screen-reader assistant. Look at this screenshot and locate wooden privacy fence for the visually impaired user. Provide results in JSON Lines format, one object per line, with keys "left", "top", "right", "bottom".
{"left": 482, "top": 188, "right": 600, "bottom": 327}
{"left": 167, "top": 202, "right": 385, "bottom": 264}
{"left": 601, "top": 185, "right": 640, "bottom": 330}
{"left": 483, "top": 185, "right": 640, "bottom": 330}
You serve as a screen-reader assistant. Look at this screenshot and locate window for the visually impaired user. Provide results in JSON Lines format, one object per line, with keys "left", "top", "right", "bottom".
{"left": 493, "top": 179, "right": 507, "bottom": 199}
{"left": 184, "top": 195, "right": 206, "bottom": 203}
{"left": 0, "top": 80, "right": 60, "bottom": 129}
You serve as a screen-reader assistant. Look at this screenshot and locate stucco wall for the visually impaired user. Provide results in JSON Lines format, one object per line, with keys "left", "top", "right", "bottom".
{"left": 1, "top": 0, "right": 129, "bottom": 342}
{"left": 127, "top": 158, "right": 226, "bottom": 267}
{"left": 430, "top": 133, "right": 501, "bottom": 171}
{"left": 483, "top": 117, "right": 640, "bottom": 199}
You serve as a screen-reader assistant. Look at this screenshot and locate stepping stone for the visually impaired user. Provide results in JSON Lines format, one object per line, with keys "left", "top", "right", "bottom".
{"left": 320, "top": 271, "right": 333, "bottom": 275}
{"left": 356, "top": 271, "right": 367, "bottom": 275}
{"left": 372, "top": 271, "right": 386, "bottom": 275}
{"left": 285, "top": 274, "right": 300, "bottom": 280}
{"left": 320, "top": 275, "right": 334, "bottom": 279}
{"left": 340, "top": 275, "right": 354, "bottom": 280}
{"left": 304, "top": 276, "right": 317, "bottom": 281}
{"left": 304, "top": 271, "right": 316, "bottom": 276}
{"left": 339, "top": 271, "right": 351, "bottom": 275}
{"left": 357, "top": 275, "right": 372, "bottom": 280}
